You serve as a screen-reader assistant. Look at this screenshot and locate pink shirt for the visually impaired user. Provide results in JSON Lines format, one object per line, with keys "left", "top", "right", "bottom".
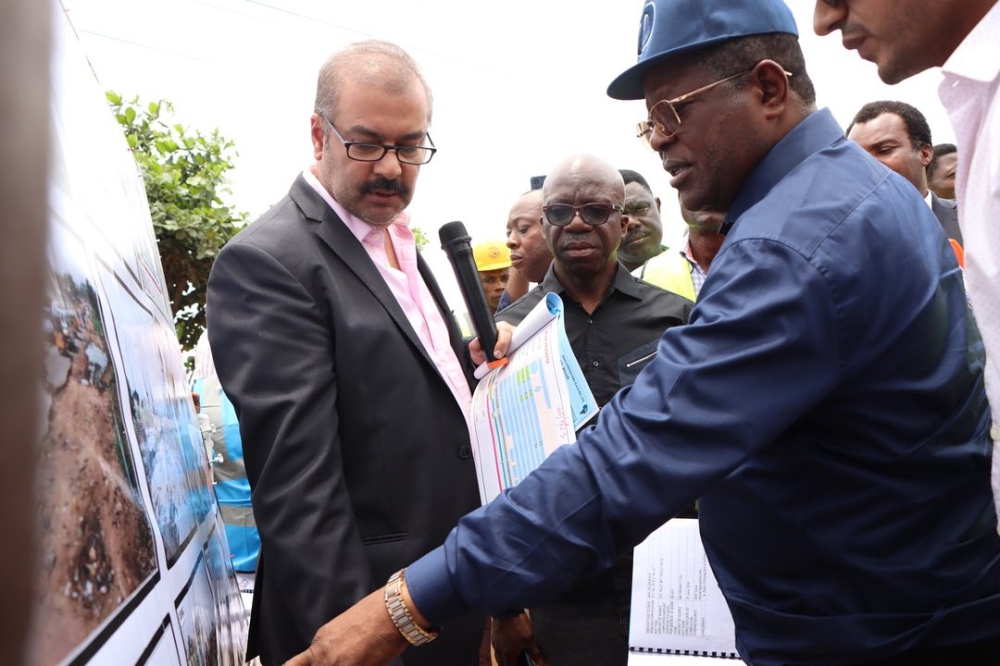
{"left": 938, "top": 1, "right": 1000, "bottom": 530}
{"left": 302, "top": 169, "right": 473, "bottom": 423}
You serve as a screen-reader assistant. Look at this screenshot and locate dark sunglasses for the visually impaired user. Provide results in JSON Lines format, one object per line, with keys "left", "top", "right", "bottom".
{"left": 542, "top": 203, "right": 624, "bottom": 227}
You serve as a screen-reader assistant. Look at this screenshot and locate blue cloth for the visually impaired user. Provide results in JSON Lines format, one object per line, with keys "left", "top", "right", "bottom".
{"left": 405, "top": 109, "right": 1000, "bottom": 665}
{"left": 495, "top": 288, "right": 513, "bottom": 314}
{"left": 193, "top": 376, "right": 260, "bottom": 573}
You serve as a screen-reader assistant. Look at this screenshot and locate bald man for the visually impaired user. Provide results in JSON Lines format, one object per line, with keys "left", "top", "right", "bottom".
{"left": 493, "top": 154, "right": 691, "bottom": 666}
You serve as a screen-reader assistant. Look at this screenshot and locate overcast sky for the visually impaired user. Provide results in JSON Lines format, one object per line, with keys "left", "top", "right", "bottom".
{"left": 61, "top": 0, "right": 956, "bottom": 310}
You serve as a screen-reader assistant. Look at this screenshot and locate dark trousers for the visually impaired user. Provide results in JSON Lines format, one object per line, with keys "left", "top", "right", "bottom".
{"left": 528, "top": 554, "right": 633, "bottom": 666}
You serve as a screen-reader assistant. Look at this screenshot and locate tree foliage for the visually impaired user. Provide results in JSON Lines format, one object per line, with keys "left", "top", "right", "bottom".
{"left": 107, "top": 91, "right": 245, "bottom": 350}
{"left": 412, "top": 226, "right": 430, "bottom": 250}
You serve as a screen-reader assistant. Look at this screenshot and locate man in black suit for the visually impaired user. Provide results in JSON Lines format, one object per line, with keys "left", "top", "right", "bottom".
{"left": 206, "top": 40, "right": 484, "bottom": 666}
{"left": 847, "top": 100, "right": 963, "bottom": 245}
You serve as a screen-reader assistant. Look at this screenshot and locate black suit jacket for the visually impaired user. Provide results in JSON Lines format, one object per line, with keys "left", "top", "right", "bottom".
{"left": 207, "top": 175, "right": 483, "bottom": 665}
{"left": 931, "top": 192, "right": 962, "bottom": 245}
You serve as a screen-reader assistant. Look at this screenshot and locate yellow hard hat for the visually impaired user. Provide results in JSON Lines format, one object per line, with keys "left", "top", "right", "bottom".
{"left": 473, "top": 239, "right": 512, "bottom": 272}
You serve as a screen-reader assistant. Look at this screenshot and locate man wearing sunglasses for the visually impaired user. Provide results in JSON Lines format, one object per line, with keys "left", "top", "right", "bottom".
{"left": 491, "top": 153, "right": 691, "bottom": 666}
{"left": 287, "top": 1, "right": 1000, "bottom": 664}
{"left": 207, "top": 40, "right": 485, "bottom": 666}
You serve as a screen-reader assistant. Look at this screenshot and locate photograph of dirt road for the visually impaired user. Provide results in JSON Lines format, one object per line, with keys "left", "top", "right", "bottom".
{"left": 29, "top": 222, "right": 158, "bottom": 666}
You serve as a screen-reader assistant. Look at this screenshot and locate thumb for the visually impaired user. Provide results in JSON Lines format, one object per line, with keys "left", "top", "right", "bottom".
{"left": 284, "top": 653, "right": 310, "bottom": 666}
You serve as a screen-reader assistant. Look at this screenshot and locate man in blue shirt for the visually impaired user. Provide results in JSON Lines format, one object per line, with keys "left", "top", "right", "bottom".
{"left": 287, "top": 1, "right": 1000, "bottom": 665}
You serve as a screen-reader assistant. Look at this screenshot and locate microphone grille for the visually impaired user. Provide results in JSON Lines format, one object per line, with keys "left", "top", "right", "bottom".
{"left": 438, "top": 220, "right": 469, "bottom": 246}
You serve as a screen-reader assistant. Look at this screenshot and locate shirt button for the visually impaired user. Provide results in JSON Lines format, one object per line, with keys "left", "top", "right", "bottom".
{"left": 458, "top": 445, "right": 472, "bottom": 459}
{"left": 588, "top": 319, "right": 593, "bottom": 324}
{"left": 991, "top": 425, "right": 999, "bottom": 442}
{"left": 592, "top": 361, "right": 599, "bottom": 367}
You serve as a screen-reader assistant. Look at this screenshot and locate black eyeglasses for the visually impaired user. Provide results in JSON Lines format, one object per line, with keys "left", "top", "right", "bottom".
{"left": 319, "top": 112, "right": 437, "bottom": 165}
{"left": 636, "top": 65, "right": 793, "bottom": 149}
{"left": 542, "top": 203, "right": 624, "bottom": 227}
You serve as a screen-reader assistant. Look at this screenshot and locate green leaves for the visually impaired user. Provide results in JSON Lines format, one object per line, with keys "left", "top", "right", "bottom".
{"left": 107, "top": 91, "right": 246, "bottom": 350}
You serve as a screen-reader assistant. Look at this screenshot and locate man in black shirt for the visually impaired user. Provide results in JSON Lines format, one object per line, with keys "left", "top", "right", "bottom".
{"left": 492, "top": 153, "right": 691, "bottom": 666}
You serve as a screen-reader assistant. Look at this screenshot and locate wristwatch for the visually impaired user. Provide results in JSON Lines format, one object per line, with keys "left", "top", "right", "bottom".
{"left": 384, "top": 569, "right": 439, "bottom": 646}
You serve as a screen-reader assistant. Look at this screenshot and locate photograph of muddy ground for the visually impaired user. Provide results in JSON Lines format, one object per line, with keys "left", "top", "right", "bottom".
{"left": 176, "top": 556, "right": 219, "bottom": 666}
{"left": 28, "top": 224, "right": 158, "bottom": 666}
{"left": 98, "top": 265, "right": 213, "bottom": 567}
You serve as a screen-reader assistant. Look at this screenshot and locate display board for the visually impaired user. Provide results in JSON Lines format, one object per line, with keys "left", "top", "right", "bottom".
{"left": 27, "top": 4, "right": 247, "bottom": 664}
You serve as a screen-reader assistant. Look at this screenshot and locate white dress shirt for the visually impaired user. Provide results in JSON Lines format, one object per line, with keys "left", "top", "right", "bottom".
{"left": 939, "top": 1, "right": 1000, "bottom": 530}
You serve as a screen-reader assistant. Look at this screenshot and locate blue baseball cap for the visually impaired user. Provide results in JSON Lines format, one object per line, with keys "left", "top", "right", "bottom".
{"left": 607, "top": 0, "right": 798, "bottom": 100}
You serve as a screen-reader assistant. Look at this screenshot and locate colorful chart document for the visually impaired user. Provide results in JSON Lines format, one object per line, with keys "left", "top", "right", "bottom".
{"left": 470, "top": 293, "right": 598, "bottom": 503}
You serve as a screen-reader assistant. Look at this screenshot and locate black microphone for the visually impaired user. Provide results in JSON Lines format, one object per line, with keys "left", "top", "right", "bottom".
{"left": 439, "top": 221, "right": 499, "bottom": 364}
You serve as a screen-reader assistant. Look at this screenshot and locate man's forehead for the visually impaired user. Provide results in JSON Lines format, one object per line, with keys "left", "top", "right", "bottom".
{"left": 851, "top": 113, "right": 908, "bottom": 141}
{"left": 625, "top": 182, "right": 656, "bottom": 201}
{"left": 508, "top": 194, "right": 543, "bottom": 221}
{"left": 544, "top": 175, "right": 620, "bottom": 201}
{"left": 641, "top": 57, "right": 708, "bottom": 104}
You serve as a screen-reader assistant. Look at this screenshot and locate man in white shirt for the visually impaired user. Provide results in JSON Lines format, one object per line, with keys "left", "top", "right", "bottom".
{"left": 815, "top": 0, "right": 1000, "bottom": 532}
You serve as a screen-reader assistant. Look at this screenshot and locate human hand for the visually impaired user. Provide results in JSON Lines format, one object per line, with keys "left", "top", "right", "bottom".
{"left": 478, "top": 616, "right": 493, "bottom": 666}
{"left": 470, "top": 322, "right": 515, "bottom": 366}
{"left": 283, "top": 588, "right": 408, "bottom": 666}
{"left": 492, "top": 612, "right": 548, "bottom": 666}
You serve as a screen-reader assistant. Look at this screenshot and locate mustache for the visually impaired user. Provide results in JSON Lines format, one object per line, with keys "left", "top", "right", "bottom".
{"left": 361, "top": 177, "right": 410, "bottom": 198}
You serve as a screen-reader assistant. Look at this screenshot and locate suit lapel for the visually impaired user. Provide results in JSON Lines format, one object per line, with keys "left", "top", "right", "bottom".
{"left": 930, "top": 192, "right": 962, "bottom": 243}
{"left": 417, "top": 254, "right": 475, "bottom": 386}
{"left": 287, "top": 175, "right": 447, "bottom": 378}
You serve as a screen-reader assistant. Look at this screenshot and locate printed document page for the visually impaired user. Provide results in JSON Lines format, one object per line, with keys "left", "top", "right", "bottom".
{"left": 629, "top": 519, "right": 740, "bottom": 661}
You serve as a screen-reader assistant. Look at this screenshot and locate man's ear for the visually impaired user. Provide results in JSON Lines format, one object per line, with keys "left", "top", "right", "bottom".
{"left": 918, "top": 143, "right": 934, "bottom": 168}
{"left": 311, "top": 114, "right": 326, "bottom": 161}
{"left": 753, "top": 60, "right": 790, "bottom": 119}
{"left": 654, "top": 196, "right": 661, "bottom": 213}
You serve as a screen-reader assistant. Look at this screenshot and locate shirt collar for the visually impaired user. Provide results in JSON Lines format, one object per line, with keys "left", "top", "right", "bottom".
{"left": 540, "top": 261, "right": 644, "bottom": 303}
{"left": 942, "top": 1, "right": 1000, "bottom": 83}
{"left": 301, "top": 167, "right": 412, "bottom": 245}
{"left": 723, "top": 108, "right": 844, "bottom": 235}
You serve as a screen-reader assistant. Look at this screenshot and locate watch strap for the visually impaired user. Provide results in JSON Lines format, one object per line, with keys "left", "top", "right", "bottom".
{"left": 384, "top": 569, "right": 439, "bottom": 647}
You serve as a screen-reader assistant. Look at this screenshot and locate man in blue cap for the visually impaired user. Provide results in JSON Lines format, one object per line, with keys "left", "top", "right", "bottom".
{"left": 288, "top": 2, "right": 1000, "bottom": 664}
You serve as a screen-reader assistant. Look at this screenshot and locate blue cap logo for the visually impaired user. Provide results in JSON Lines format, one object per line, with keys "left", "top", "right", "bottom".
{"left": 637, "top": 3, "right": 655, "bottom": 57}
